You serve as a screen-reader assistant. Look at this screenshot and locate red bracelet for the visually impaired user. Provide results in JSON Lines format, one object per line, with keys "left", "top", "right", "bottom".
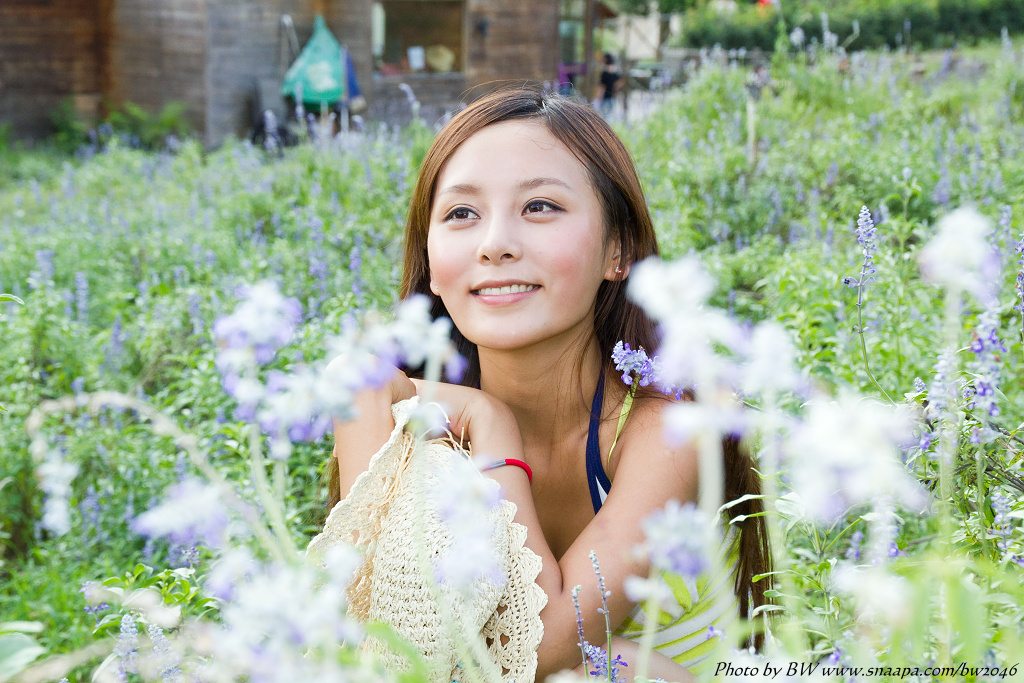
{"left": 481, "top": 458, "right": 533, "bottom": 483}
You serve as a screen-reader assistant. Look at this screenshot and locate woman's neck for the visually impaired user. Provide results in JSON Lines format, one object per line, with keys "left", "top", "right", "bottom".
{"left": 477, "top": 331, "right": 605, "bottom": 455}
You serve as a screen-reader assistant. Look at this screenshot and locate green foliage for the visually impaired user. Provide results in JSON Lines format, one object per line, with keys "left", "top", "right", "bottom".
{"left": 105, "top": 102, "right": 193, "bottom": 150}
{"left": 2, "top": 41, "right": 1024, "bottom": 680}
{"left": 49, "top": 98, "right": 194, "bottom": 154}
{"left": 0, "top": 622, "right": 46, "bottom": 683}
{"left": 677, "top": 0, "right": 1024, "bottom": 50}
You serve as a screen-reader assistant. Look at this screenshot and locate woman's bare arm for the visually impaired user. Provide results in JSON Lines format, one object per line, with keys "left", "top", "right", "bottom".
{"left": 328, "top": 357, "right": 416, "bottom": 498}
{"left": 411, "top": 381, "right": 702, "bottom": 681}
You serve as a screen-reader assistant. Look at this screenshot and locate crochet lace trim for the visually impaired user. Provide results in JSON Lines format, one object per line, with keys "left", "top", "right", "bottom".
{"left": 307, "top": 397, "right": 548, "bottom": 683}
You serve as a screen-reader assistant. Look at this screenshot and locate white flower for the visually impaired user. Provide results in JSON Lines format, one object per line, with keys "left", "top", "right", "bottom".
{"left": 741, "top": 321, "right": 800, "bottom": 396}
{"left": 37, "top": 451, "right": 78, "bottom": 536}
{"left": 197, "top": 553, "right": 363, "bottom": 682}
{"left": 790, "top": 26, "right": 806, "bottom": 48}
{"left": 918, "top": 207, "right": 998, "bottom": 301}
{"left": 132, "top": 478, "right": 231, "bottom": 549}
{"left": 432, "top": 455, "right": 505, "bottom": 591}
{"left": 662, "top": 396, "right": 747, "bottom": 445}
{"left": 213, "top": 280, "right": 302, "bottom": 365}
{"left": 636, "top": 499, "right": 715, "bottom": 578}
{"left": 623, "top": 575, "right": 674, "bottom": 611}
{"left": 628, "top": 256, "right": 742, "bottom": 389}
{"left": 628, "top": 255, "right": 715, "bottom": 322}
{"left": 785, "top": 394, "right": 927, "bottom": 522}
{"left": 833, "top": 565, "right": 913, "bottom": 629}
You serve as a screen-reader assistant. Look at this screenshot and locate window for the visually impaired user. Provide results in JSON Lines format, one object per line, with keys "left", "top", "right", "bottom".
{"left": 372, "top": 1, "right": 465, "bottom": 76}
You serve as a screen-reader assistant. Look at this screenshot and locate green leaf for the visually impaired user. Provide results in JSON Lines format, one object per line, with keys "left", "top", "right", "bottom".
{"left": 0, "top": 294, "right": 23, "bottom": 305}
{"left": 0, "top": 623, "right": 43, "bottom": 635}
{"left": 750, "top": 604, "right": 787, "bottom": 618}
{"left": 0, "top": 633, "right": 46, "bottom": 682}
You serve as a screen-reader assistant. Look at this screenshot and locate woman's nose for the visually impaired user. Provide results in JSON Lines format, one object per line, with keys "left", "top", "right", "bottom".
{"left": 476, "top": 216, "right": 522, "bottom": 264}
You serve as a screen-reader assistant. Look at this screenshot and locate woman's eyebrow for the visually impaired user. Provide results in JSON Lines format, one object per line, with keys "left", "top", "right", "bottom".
{"left": 436, "top": 182, "right": 481, "bottom": 198}
{"left": 436, "top": 177, "right": 572, "bottom": 198}
{"left": 516, "top": 177, "right": 572, "bottom": 192}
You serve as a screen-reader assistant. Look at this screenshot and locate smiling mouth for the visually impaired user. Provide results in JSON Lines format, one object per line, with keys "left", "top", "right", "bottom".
{"left": 473, "top": 284, "right": 540, "bottom": 296}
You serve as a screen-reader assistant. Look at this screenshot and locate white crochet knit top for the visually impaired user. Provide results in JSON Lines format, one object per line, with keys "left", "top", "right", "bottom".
{"left": 307, "top": 397, "right": 548, "bottom": 683}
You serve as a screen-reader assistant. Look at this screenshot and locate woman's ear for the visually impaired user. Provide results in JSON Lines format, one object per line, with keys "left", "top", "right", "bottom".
{"left": 429, "top": 280, "right": 440, "bottom": 295}
{"left": 604, "top": 245, "right": 630, "bottom": 281}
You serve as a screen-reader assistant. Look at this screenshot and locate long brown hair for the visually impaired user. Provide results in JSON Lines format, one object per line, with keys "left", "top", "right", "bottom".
{"left": 325, "top": 84, "right": 770, "bottom": 642}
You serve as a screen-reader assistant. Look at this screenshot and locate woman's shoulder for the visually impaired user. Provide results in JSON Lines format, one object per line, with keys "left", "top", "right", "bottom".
{"left": 604, "top": 391, "right": 700, "bottom": 505}
{"left": 609, "top": 392, "right": 698, "bottom": 474}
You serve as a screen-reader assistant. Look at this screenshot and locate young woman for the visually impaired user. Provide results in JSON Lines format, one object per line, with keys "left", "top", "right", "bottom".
{"left": 325, "top": 86, "right": 769, "bottom": 681}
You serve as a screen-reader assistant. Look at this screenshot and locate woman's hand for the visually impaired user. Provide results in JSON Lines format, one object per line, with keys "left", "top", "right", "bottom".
{"left": 409, "top": 379, "right": 522, "bottom": 456}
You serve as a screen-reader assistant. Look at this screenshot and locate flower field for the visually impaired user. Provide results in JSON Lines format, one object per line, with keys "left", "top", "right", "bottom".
{"left": 2, "top": 38, "right": 1024, "bottom": 682}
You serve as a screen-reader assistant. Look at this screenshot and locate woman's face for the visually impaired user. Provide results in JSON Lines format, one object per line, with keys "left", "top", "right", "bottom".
{"left": 426, "top": 120, "right": 620, "bottom": 353}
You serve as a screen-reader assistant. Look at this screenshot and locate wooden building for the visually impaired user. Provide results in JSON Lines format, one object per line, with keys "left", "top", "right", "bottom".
{"left": 1, "top": 0, "right": 562, "bottom": 146}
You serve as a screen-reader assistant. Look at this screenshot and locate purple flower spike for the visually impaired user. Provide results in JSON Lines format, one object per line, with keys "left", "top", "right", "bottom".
{"left": 611, "top": 341, "right": 654, "bottom": 387}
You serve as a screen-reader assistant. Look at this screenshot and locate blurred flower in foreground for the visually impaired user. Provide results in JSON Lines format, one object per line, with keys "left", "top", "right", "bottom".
{"left": 628, "top": 256, "right": 742, "bottom": 390}
{"left": 213, "top": 287, "right": 464, "bottom": 457}
{"left": 194, "top": 546, "right": 363, "bottom": 681}
{"left": 833, "top": 565, "right": 913, "bottom": 630}
{"left": 36, "top": 447, "right": 79, "bottom": 536}
{"left": 638, "top": 499, "right": 714, "bottom": 578}
{"left": 785, "top": 394, "right": 927, "bottom": 523}
{"left": 213, "top": 281, "right": 302, "bottom": 370}
{"left": 132, "top": 478, "right": 231, "bottom": 550}
{"left": 432, "top": 455, "right": 505, "bottom": 591}
{"left": 919, "top": 207, "right": 998, "bottom": 301}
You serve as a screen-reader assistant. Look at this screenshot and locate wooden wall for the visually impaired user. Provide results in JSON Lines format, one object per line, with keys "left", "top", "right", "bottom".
{"left": 107, "top": 0, "right": 208, "bottom": 136}
{"left": 0, "top": 0, "right": 551, "bottom": 144}
{"left": 0, "top": 0, "right": 105, "bottom": 139}
{"left": 466, "top": 0, "right": 559, "bottom": 87}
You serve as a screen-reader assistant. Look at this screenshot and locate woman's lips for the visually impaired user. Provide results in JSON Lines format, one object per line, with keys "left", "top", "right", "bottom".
{"left": 471, "top": 283, "right": 540, "bottom": 304}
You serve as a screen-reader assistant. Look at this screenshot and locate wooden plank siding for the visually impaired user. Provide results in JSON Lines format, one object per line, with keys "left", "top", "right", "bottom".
{"left": 466, "top": 0, "right": 559, "bottom": 87}
{"left": 0, "top": 0, "right": 105, "bottom": 138}
{"left": 1, "top": 0, "right": 555, "bottom": 144}
{"left": 107, "top": 0, "right": 208, "bottom": 137}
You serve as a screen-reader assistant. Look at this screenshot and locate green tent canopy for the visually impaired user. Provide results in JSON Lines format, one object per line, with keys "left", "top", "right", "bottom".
{"left": 281, "top": 16, "right": 345, "bottom": 107}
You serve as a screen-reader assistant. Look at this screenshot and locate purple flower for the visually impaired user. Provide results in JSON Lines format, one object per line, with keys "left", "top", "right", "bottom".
{"left": 610, "top": 340, "right": 684, "bottom": 397}
{"left": 611, "top": 341, "right": 654, "bottom": 386}
{"left": 104, "top": 315, "right": 127, "bottom": 373}
{"left": 1013, "top": 222, "right": 1023, "bottom": 317}
{"left": 30, "top": 249, "right": 55, "bottom": 289}
{"left": 846, "top": 529, "right": 864, "bottom": 561}
{"left": 114, "top": 613, "right": 140, "bottom": 679}
{"left": 131, "top": 478, "right": 230, "bottom": 550}
{"left": 639, "top": 500, "right": 711, "bottom": 578}
{"left": 583, "top": 642, "right": 628, "bottom": 683}
{"left": 991, "top": 491, "right": 1024, "bottom": 566}
{"left": 213, "top": 281, "right": 302, "bottom": 370}
{"left": 74, "top": 271, "right": 89, "bottom": 325}
{"left": 968, "top": 303, "right": 1006, "bottom": 429}
{"left": 846, "top": 205, "right": 877, "bottom": 292}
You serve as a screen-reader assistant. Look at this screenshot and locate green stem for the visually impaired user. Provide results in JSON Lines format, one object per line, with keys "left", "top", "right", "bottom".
{"left": 936, "top": 287, "right": 962, "bottom": 668}
{"left": 856, "top": 281, "right": 894, "bottom": 404}
{"left": 976, "top": 443, "right": 990, "bottom": 555}
{"left": 247, "top": 423, "right": 294, "bottom": 558}
{"left": 634, "top": 566, "right": 660, "bottom": 682}
{"left": 26, "top": 391, "right": 292, "bottom": 564}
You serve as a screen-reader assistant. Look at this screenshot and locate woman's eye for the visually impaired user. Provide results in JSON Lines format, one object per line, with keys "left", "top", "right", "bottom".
{"left": 524, "top": 200, "right": 560, "bottom": 214}
{"left": 444, "top": 207, "right": 476, "bottom": 221}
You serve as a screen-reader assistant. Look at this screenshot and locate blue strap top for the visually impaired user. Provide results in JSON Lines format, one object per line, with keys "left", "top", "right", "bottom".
{"left": 586, "top": 374, "right": 613, "bottom": 514}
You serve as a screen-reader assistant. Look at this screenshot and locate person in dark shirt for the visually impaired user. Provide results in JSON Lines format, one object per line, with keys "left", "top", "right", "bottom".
{"left": 599, "top": 52, "right": 621, "bottom": 115}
